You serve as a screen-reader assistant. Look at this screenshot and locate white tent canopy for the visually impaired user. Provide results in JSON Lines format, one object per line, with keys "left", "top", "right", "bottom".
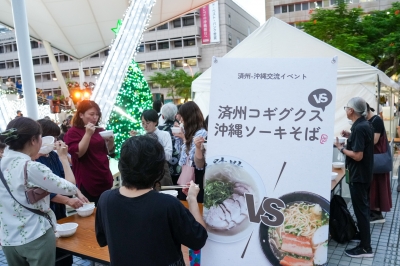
{"left": 192, "top": 17, "right": 399, "bottom": 136}
{"left": 0, "top": 0, "right": 215, "bottom": 60}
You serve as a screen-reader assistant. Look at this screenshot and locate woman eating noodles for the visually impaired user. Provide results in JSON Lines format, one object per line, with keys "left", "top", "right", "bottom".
{"left": 64, "top": 100, "right": 115, "bottom": 205}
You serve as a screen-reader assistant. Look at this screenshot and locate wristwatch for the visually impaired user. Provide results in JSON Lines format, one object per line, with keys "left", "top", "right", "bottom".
{"left": 340, "top": 147, "right": 345, "bottom": 154}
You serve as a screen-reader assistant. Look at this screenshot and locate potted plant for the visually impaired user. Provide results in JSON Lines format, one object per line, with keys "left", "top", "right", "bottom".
{"left": 50, "top": 96, "right": 61, "bottom": 113}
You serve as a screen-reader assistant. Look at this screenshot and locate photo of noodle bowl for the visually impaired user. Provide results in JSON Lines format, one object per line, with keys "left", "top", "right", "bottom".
{"left": 259, "top": 191, "right": 330, "bottom": 266}
{"left": 204, "top": 155, "right": 266, "bottom": 243}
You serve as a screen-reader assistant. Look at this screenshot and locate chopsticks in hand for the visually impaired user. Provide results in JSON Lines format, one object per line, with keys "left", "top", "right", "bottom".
{"left": 161, "top": 185, "right": 189, "bottom": 190}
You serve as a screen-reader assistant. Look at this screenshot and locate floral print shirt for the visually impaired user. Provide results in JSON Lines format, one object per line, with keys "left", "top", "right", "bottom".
{"left": 0, "top": 150, "right": 77, "bottom": 246}
{"left": 178, "top": 128, "right": 207, "bottom": 168}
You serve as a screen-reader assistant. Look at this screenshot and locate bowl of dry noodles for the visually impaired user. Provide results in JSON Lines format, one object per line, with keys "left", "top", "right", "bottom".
{"left": 259, "top": 191, "right": 330, "bottom": 266}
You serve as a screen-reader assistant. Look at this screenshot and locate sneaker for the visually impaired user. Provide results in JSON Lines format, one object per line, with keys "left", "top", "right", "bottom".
{"left": 370, "top": 211, "right": 385, "bottom": 224}
{"left": 345, "top": 245, "right": 374, "bottom": 258}
{"left": 350, "top": 232, "right": 361, "bottom": 243}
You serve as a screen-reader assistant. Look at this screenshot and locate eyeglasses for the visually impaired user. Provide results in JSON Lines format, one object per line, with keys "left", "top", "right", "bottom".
{"left": 343, "top": 106, "right": 351, "bottom": 110}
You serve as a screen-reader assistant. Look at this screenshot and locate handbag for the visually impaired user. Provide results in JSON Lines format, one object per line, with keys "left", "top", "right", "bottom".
{"left": 373, "top": 135, "right": 392, "bottom": 173}
{"left": 23, "top": 161, "right": 50, "bottom": 204}
{"left": 177, "top": 157, "right": 195, "bottom": 185}
{"left": 0, "top": 163, "right": 53, "bottom": 228}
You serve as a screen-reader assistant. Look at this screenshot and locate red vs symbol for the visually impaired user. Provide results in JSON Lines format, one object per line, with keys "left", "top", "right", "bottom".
{"left": 320, "top": 134, "right": 328, "bottom": 144}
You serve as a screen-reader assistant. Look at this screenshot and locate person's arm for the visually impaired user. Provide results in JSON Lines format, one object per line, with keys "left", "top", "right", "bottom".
{"left": 77, "top": 132, "right": 94, "bottom": 158}
{"left": 194, "top": 137, "right": 205, "bottom": 169}
{"left": 51, "top": 194, "right": 84, "bottom": 209}
{"left": 340, "top": 148, "right": 364, "bottom": 161}
{"left": 373, "top": 133, "right": 381, "bottom": 145}
{"left": 163, "top": 132, "right": 173, "bottom": 161}
{"left": 186, "top": 181, "right": 206, "bottom": 228}
{"left": 55, "top": 141, "right": 75, "bottom": 184}
{"left": 27, "top": 161, "right": 78, "bottom": 196}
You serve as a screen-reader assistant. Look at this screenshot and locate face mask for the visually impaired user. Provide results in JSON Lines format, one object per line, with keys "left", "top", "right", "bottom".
{"left": 348, "top": 120, "right": 353, "bottom": 125}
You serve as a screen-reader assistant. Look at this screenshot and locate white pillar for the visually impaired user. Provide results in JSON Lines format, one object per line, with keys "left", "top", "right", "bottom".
{"left": 78, "top": 61, "right": 85, "bottom": 88}
{"left": 11, "top": 0, "right": 39, "bottom": 119}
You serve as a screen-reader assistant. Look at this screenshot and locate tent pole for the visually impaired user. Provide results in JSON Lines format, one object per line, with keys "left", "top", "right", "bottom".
{"left": 11, "top": 0, "right": 39, "bottom": 119}
{"left": 377, "top": 75, "right": 381, "bottom": 115}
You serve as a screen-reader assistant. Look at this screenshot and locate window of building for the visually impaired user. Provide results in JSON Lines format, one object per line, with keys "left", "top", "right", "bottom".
{"left": 138, "top": 64, "right": 146, "bottom": 71}
{"left": 274, "top": 6, "right": 281, "bottom": 14}
{"left": 6, "top": 62, "right": 14, "bottom": 68}
{"left": 92, "top": 69, "right": 101, "bottom": 75}
{"left": 149, "top": 28, "right": 155, "bottom": 31}
{"left": 157, "top": 23, "right": 168, "bottom": 30}
{"left": 183, "top": 39, "right": 195, "bottom": 46}
{"left": 43, "top": 74, "right": 51, "bottom": 80}
{"left": 175, "top": 60, "right": 184, "bottom": 67}
{"left": 55, "top": 56, "right": 59, "bottom": 62}
{"left": 84, "top": 69, "right": 90, "bottom": 76}
{"left": 104, "top": 50, "right": 109, "bottom": 56}
{"left": 91, "top": 53, "right": 99, "bottom": 58}
{"left": 160, "top": 61, "right": 170, "bottom": 69}
{"left": 31, "top": 41, "right": 38, "bottom": 49}
{"left": 288, "top": 4, "right": 294, "bottom": 12}
{"left": 150, "top": 62, "right": 159, "bottom": 70}
{"left": 228, "top": 13, "right": 231, "bottom": 25}
{"left": 62, "top": 72, "right": 70, "bottom": 79}
{"left": 228, "top": 33, "right": 232, "bottom": 45}
{"left": 63, "top": 55, "right": 69, "bottom": 61}
{"left": 0, "top": 46, "right": 3, "bottom": 53}
{"left": 173, "top": 18, "right": 181, "bottom": 28}
{"left": 302, "top": 2, "right": 309, "bottom": 10}
{"left": 13, "top": 44, "right": 17, "bottom": 51}
{"left": 35, "top": 74, "right": 41, "bottom": 81}
{"left": 5, "top": 44, "right": 12, "bottom": 53}
{"left": 138, "top": 44, "right": 144, "bottom": 52}
{"left": 182, "top": 17, "right": 194, "bottom": 26}
{"left": 42, "top": 57, "right": 49, "bottom": 64}
{"left": 295, "top": 3, "right": 302, "bottom": 11}
{"left": 149, "top": 43, "right": 157, "bottom": 51}
{"left": 315, "top": 1, "right": 322, "bottom": 7}
{"left": 236, "top": 38, "right": 240, "bottom": 45}
{"left": 282, "top": 5, "right": 288, "bottom": 13}
{"left": 174, "top": 40, "right": 182, "bottom": 47}
{"left": 158, "top": 42, "right": 169, "bottom": 50}
{"left": 72, "top": 71, "right": 79, "bottom": 77}
{"left": 15, "top": 61, "right": 19, "bottom": 67}
{"left": 0, "top": 63, "right": 5, "bottom": 69}
{"left": 32, "top": 58, "right": 40, "bottom": 65}
{"left": 187, "top": 58, "right": 197, "bottom": 66}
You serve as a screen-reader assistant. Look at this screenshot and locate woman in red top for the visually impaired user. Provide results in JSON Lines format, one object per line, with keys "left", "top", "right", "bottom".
{"left": 64, "top": 100, "right": 114, "bottom": 204}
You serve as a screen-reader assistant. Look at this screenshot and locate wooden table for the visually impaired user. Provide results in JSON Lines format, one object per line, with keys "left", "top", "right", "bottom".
{"left": 56, "top": 200, "right": 202, "bottom": 265}
{"left": 331, "top": 166, "right": 345, "bottom": 198}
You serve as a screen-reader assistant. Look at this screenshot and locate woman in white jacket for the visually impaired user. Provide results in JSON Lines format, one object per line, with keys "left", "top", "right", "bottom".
{"left": 0, "top": 117, "right": 87, "bottom": 265}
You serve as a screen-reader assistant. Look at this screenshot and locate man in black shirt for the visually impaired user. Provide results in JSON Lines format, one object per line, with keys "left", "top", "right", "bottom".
{"left": 335, "top": 97, "right": 374, "bottom": 258}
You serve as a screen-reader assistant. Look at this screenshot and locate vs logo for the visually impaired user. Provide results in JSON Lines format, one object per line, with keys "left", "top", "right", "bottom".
{"left": 308, "top": 88, "right": 332, "bottom": 111}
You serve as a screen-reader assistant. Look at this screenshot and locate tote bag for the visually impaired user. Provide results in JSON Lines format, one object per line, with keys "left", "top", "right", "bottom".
{"left": 177, "top": 157, "right": 195, "bottom": 185}
{"left": 372, "top": 118, "right": 392, "bottom": 174}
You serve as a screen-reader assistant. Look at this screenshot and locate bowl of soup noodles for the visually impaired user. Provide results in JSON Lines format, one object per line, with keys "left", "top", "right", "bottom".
{"left": 259, "top": 191, "right": 330, "bottom": 266}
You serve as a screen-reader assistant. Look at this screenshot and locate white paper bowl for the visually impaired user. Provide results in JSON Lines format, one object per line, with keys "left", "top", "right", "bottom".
{"left": 332, "top": 162, "right": 344, "bottom": 169}
{"left": 99, "top": 130, "right": 114, "bottom": 139}
{"left": 76, "top": 204, "right": 95, "bottom": 217}
{"left": 160, "top": 190, "right": 178, "bottom": 197}
{"left": 334, "top": 137, "right": 347, "bottom": 144}
{"left": 171, "top": 127, "right": 181, "bottom": 134}
{"left": 39, "top": 136, "right": 55, "bottom": 154}
{"left": 331, "top": 172, "right": 338, "bottom": 181}
{"left": 57, "top": 223, "right": 78, "bottom": 237}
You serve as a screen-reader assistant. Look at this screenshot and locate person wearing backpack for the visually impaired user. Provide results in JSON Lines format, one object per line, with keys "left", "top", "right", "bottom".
{"left": 335, "top": 97, "right": 374, "bottom": 258}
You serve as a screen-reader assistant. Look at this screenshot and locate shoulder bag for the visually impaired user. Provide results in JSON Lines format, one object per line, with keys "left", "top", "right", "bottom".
{"left": 0, "top": 163, "right": 53, "bottom": 228}
{"left": 177, "top": 157, "right": 195, "bottom": 185}
{"left": 371, "top": 116, "right": 393, "bottom": 174}
{"left": 23, "top": 161, "right": 50, "bottom": 204}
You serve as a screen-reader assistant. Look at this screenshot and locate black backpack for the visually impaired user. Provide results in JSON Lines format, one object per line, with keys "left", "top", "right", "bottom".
{"left": 329, "top": 195, "right": 358, "bottom": 243}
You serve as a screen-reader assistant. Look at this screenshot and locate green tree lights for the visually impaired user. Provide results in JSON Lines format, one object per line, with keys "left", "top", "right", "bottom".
{"left": 106, "top": 60, "right": 153, "bottom": 158}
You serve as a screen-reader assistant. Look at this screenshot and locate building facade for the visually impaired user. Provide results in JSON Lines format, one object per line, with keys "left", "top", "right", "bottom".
{"left": 0, "top": 0, "right": 259, "bottom": 102}
{"left": 266, "top": 0, "right": 398, "bottom": 25}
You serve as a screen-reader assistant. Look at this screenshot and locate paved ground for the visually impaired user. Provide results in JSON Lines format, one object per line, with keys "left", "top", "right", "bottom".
{"left": 0, "top": 157, "right": 399, "bottom": 265}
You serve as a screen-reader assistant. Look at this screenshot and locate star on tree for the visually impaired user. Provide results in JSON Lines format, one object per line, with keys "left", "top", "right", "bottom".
{"left": 111, "top": 19, "right": 123, "bottom": 36}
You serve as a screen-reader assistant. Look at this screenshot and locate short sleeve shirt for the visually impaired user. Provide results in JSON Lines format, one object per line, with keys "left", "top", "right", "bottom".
{"left": 369, "top": 115, "right": 384, "bottom": 135}
{"left": 345, "top": 116, "right": 374, "bottom": 183}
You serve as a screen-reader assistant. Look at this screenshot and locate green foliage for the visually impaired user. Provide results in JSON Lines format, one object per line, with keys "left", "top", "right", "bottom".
{"left": 106, "top": 60, "right": 153, "bottom": 158}
{"left": 149, "top": 69, "right": 201, "bottom": 101}
{"left": 302, "top": 2, "right": 400, "bottom": 76}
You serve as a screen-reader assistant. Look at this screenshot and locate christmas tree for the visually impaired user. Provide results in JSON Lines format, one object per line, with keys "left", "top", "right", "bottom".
{"left": 106, "top": 60, "right": 153, "bottom": 158}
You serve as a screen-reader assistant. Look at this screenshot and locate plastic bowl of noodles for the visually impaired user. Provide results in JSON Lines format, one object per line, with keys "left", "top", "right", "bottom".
{"left": 203, "top": 155, "right": 265, "bottom": 243}
{"left": 259, "top": 191, "right": 330, "bottom": 266}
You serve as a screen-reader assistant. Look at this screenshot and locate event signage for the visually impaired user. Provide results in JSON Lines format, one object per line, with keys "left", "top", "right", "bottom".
{"left": 202, "top": 57, "right": 337, "bottom": 265}
{"left": 200, "top": 1, "right": 220, "bottom": 44}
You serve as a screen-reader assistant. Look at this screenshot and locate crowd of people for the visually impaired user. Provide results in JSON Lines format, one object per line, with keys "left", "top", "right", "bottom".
{"left": 0, "top": 99, "right": 208, "bottom": 265}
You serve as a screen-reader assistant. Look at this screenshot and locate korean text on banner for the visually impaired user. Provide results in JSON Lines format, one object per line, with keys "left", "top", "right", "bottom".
{"left": 202, "top": 57, "right": 338, "bottom": 266}
{"left": 200, "top": 5, "right": 210, "bottom": 44}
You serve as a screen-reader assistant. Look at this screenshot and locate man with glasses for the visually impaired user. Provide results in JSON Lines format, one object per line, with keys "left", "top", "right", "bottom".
{"left": 335, "top": 97, "right": 374, "bottom": 258}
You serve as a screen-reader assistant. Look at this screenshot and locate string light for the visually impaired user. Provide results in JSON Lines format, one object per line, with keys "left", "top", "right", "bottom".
{"left": 106, "top": 60, "right": 152, "bottom": 158}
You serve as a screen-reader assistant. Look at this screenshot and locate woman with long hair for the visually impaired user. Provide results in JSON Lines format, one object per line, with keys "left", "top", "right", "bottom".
{"left": 173, "top": 101, "right": 207, "bottom": 202}
{"left": 64, "top": 100, "right": 115, "bottom": 205}
{"left": 0, "top": 117, "right": 82, "bottom": 265}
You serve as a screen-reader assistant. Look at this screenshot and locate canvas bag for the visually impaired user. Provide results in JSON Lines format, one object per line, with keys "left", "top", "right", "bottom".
{"left": 177, "top": 157, "right": 195, "bottom": 185}
{"left": 371, "top": 116, "right": 392, "bottom": 174}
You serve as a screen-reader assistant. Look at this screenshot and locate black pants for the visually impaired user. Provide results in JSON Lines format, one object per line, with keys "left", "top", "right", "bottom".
{"left": 80, "top": 185, "right": 101, "bottom": 206}
{"left": 349, "top": 182, "right": 371, "bottom": 249}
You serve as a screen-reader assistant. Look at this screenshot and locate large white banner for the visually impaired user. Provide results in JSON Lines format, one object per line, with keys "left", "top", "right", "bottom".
{"left": 202, "top": 57, "right": 337, "bottom": 265}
